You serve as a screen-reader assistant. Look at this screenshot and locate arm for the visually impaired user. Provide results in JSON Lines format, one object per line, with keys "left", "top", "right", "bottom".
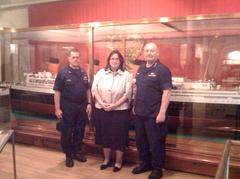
{"left": 132, "top": 79, "right": 137, "bottom": 114}
{"left": 86, "top": 89, "right": 92, "bottom": 115}
{"left": 91, "top": 70, "right": 110, "bottom": 108}
{"left": 93, "top": 91, "right": 109, "bottom": 108}
{"left": 54, "top": 90, "right": 63, "bottom": 119}
{"left": 105, "top": 95, "right": 128, "bottom": 111}
{"left": 156, "top": 89, "right": 171, "bottom": 123}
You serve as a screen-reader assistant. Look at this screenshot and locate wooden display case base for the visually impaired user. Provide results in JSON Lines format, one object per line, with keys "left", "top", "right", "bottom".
{"left": 10, "top": 118, "right": 240, "bottom": 178}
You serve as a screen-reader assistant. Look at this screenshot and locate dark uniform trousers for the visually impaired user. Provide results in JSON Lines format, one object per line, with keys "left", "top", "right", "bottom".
{"left": 61, "top": 99, "right": 87, "bottom": 157}
{"left": 134, "top": 115, "right": 167, "bottom": 170}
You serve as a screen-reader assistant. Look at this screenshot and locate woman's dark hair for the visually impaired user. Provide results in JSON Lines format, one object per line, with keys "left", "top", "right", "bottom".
{"left": 104, "top": 50, "right": 125, "bottom": 71}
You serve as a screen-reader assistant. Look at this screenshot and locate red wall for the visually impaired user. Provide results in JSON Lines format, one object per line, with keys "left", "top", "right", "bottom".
{"left": 29, "top": 0, "right": 240, "bottom": 27}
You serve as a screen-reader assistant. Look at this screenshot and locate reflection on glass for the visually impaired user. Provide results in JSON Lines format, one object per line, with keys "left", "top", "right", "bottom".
{"left": 94, "top": 17, "right": 240, "bottom": 142}
{"left": 1, "top": 15, "right": 240, "bottom": 142}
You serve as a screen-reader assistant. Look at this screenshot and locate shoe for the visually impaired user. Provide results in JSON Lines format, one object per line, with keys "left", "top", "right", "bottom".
{"left": 132, "top": 163, "right": 152, "bottom": 174}
{"left": 113, "top": 165, "right": 122, "bottom": 172}
{"left": 65, "top": 156, "right": 74, "bottom": 167}
{"left": 100, "top": 161, "right": 111, "bottom": 170}
{"left": 148, "top": 169, "right": 163, "bottom": 179}
{"left": 73, "top": 153, "right": 87, "bottom": 162}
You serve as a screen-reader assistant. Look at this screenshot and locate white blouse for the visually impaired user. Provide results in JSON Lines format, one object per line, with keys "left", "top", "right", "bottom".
{"left": 92, "top": 68, "right": 132, "bottom": 110}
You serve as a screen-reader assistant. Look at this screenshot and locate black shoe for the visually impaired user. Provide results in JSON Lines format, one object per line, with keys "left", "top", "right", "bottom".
{"left": 113, "top": 166, "right": 122, "bottom": 172}
{"left": 65, "top": 156, "right": 74, "bottom": 167}
{"left": 100, "top": 161, "right": 111, "bottom": 170}
{"left": 148, "top": 169, "right": 163, "bottom": 179}
{"left": 132, "top": 163, "right": 152, "bottom": 174}
{"left": 73, "top": 153, "right": 87, "bottom": 162}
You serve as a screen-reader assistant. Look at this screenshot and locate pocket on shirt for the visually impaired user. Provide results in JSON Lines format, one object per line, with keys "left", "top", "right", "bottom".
{"left": 64, "top": 80, "right": 74, "bottom": 86}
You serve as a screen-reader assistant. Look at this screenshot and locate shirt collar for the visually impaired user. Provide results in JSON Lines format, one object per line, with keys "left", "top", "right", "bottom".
{"left": 67, "top": 66, "right": 83, "bottom": 76}
{"left": 68, "top": 66, "right": 81, "bottom": 71}
{"left": 105, "top": 68, "right": 124, "bottom": 75}
{"left": 144, "top": 59, "right": 159, "bottom": 69}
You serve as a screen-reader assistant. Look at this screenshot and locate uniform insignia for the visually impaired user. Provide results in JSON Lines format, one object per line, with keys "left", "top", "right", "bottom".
{"left": 83, "top": 76, "right": 88, "bottom": 81}
{"left": 148, "top": 72, "right": 156, "bottom": 77}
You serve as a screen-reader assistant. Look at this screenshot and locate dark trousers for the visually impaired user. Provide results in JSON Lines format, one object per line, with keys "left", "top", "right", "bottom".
{"left": 134, "top": 115, "right": 167, "bottom": 170}
{"left": 61, "top": 100, "right": 87, "bottom": 156}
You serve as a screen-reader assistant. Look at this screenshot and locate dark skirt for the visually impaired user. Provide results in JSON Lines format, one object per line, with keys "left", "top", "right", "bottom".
{"left": 93, "top": 108, "right": 129, "bottom": 151}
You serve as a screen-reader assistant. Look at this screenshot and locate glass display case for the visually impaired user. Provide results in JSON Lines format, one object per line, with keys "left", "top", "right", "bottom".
{"left": 3, "top": 26, "right": 92, "bottom": 120}
{"left": 92, "top": 18, "right": 240, "bottom": 177}
{"left": 1, "top": 14, "right": 240, "bottom": 177}
{"left": 93, "top": 18, "right": 240, "bottom": 142}
{"left": 3, "top": 27, "right": 92, "bottom": 84}
{"left": 0, "top": 30, "right": 10, "bottom": 126}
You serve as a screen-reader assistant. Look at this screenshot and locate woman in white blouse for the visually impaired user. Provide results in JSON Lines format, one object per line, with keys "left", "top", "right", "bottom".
{"left": 92, "top": 50, "right": 132, "bottom": 172}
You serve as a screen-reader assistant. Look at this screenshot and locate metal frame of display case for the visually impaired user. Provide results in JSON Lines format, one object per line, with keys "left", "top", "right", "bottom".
{"left": 0, "top": 129, "right": 16, "bottom": 179}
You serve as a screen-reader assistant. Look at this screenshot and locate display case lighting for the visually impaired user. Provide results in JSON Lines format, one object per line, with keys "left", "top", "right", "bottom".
{"left": 196, "top": 16, "right": 204, "bottom": 20}
{"left": 61, "top": 46, "right": 74, "bottom": 49}
{"left": 159, "top": 17, "right": 169, "bottom": 23}
{"left": 79, "top": 24, "right": 86, "bottom": 28}
{"left": 10, "top": 28, "right": 16, "bottom": 33}
{"left": 88, "top": 22, "right": 101, "bottom": 28}
{"left": 228, "top": 50, "right": 240, "bottom": 60}
{"left": 10, "top": 43, "right": 18, "bottom": 54}
{"left": 107, "top": 22, "right": 114, "bottom": 26}
{"left": 141, "top": 18, "right": 149, "bottom": 23}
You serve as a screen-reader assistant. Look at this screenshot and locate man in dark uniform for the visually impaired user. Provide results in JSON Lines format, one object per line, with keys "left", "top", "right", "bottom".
{"left": 54, "top": 49, "right": 92, "bottom": 167}
{"left": 132, "top": 42, "right": 172, "bottom": 179}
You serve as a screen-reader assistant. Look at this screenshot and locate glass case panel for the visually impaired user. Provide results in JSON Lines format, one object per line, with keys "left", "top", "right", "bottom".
{"left": 93, "top": 17, "right": 240, "bottom": 141}
{"left": 0, "top": 30, "right": 10, "bottom": 127}
{"left": 5, "top": 27, "right": 91, "bottom": 85}
{"left": 5, "top": 27, "right": 92, "bottom": 120}
{"left": 1, "top": 15, "right": 240, "bottom": 141}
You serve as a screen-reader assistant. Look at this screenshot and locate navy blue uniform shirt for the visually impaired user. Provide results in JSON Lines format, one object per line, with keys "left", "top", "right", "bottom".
{"left": 135, "top": 60, "right": 172, "bottom": 118}
{"left": 53, "top": 66, "right": 90, "bottom": 105}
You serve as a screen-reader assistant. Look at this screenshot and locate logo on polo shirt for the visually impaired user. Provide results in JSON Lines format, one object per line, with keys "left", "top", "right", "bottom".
{"left": 83, "top": 75, "right": 88, "bottom": 81}
{"left": 148, "top": 72, "right": 157, "bottom": 77}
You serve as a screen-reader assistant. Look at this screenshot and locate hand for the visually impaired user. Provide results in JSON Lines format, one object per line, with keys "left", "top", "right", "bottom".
{"left": 55, "top": 108, "right": 63, "bottom": 119}
{"left": 86, "top": 104, "right": 92, "bottom": 116}
{"left": 156, "top": 112, "right": 165, "bottom": 124}
{"left": 132, "top": 106, "right": 135, "bottom": 115}
{"left": 104, "top": 103, "right": 116, "bottom": 111}
{"left": 101, "top": 101, "right": 110, "bottom": 109}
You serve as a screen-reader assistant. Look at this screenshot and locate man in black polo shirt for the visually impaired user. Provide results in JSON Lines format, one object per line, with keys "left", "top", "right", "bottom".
{"left": 132, "top": 42, "right": 172, "bottom": 179}
{"left": 54, "top": 49, "right": 92, "bottom": 167}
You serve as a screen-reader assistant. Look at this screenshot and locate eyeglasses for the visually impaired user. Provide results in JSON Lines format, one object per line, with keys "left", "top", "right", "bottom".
{"left": 71, "top": 56, "right": 80, "bottom": 59}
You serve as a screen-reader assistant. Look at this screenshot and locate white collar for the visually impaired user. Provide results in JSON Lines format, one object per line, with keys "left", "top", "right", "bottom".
{"left": 105, "top": 68, "right": 124, "bottom": 75}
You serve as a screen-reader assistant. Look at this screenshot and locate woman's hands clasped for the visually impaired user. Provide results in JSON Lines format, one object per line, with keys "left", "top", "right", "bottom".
{"left": 101, "top": 101, "right": 117, "bottom": 111}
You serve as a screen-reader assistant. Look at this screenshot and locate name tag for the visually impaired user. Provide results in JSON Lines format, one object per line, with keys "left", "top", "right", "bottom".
{"left": 148, "top": 72, "right": 157, "bottom": 77}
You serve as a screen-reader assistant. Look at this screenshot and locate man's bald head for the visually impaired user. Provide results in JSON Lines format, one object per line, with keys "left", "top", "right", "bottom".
{"left": 143, "top": 42, "right": 159, "bottom": 66}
